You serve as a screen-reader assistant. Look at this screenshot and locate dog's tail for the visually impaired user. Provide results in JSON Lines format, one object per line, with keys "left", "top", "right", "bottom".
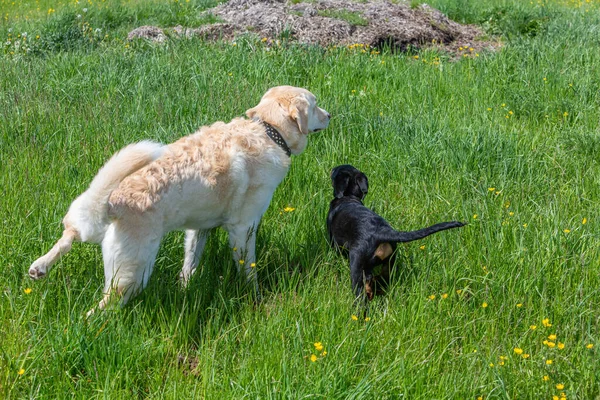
{"left": 377, "top": 221, "right": 465, "bottom": 244}
{"left": 69, "top": 140, "right": 165, "bottom": 241}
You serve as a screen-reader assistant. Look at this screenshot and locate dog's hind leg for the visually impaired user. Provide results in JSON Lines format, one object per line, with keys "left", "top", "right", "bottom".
{"left": 87, "top": 223, "right": 161, "bottom": 317}
{"left": 29, "top": 227, "right": 79, "bottom": 280}
{"left": 179, "top": 229, "right": 210, "bottom": 287}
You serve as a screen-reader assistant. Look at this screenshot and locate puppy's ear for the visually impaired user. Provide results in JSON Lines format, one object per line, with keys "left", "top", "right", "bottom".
{"left": 289, "top": 97, "right": 309, "bottom": 135}
{"left": 355, "top": 173, "right": 368, "bottom": 198}
{"left": 334, "top": 174, "right": 350, "bottom": 199}
{"left": 246, "top": 106, "right": 258, "bottom": 119}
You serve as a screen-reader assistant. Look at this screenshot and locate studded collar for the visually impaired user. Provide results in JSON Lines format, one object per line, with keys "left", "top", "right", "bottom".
{"left": 259, "top": 120, "right": 291, "bottom": 157}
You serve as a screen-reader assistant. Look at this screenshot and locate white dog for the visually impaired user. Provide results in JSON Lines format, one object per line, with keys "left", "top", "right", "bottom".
{"left": 28, "top": 86, "right": 330, "bottom": 316}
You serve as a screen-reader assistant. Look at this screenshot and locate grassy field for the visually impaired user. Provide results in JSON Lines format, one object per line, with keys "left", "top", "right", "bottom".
{"left": 1, "top": 0, "right": 599, "bottom": 398}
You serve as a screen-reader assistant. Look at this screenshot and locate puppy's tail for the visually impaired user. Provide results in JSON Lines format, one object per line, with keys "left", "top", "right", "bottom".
{"left": 378, "top": 221, "right": 466, "bottom": 244}
{"left": 70, "top": 140, "right": 165, "bottom": 241}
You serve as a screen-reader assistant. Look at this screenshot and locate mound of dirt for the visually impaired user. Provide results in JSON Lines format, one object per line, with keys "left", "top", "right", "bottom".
{"left": 128, "top": 0, "right": 497, "bottom": 55}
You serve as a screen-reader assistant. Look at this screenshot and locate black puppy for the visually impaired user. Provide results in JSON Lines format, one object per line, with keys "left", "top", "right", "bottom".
{"left": 327, "top": 164, "right": 465, "bottom": 302}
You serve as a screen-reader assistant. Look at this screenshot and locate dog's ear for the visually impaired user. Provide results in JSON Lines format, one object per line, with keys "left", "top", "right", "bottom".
{"left": 289, "top": 97, "right": 309, "bottom": 135}
{"left": 246, "top": 106, "right": 258, "bottom": 119}
{"left": 334, "top": 174, "right": 350, "bottom": 199}
{"left": 355, "top": 173, "right": 368, "bottom": 198}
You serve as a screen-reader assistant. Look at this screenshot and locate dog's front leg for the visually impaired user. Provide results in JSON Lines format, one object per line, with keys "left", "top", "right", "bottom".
{"left": 179, "top": 229, "right": 210, "bottom": 287}
{"left": 227, "top": 224, "right": 259, "bottom": 297}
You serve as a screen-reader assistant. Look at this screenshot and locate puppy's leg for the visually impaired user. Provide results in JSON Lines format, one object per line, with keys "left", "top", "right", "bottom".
{"left": 29, "top": 227, "right": 79, "bottom": 280}
{"left": 179, "top": 229, "right": 210, "bottom": 287}
{"left": 227, "top": 224, "right": 259, "bottom": 295}
{"left": 87, "top": 223, "right": 161, "bottom": 317}
{"left": 349, "top": 253, "right": 368, "bottom": 307}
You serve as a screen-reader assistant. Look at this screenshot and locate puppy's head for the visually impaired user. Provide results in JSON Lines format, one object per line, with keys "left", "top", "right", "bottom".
{"left": 330, "top": 164, "right": 368, "bottom": 200}
{"left": 246, "top": 86, "right": 330, "bottom": 154}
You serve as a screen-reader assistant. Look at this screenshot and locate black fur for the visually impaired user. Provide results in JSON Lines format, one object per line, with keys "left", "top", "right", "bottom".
{"left": 327, "top": 164, "right": 465, "bottom": 302}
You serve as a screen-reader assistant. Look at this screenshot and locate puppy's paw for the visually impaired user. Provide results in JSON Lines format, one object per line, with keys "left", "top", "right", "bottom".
{"left": 178, "top": 269, "right": 195, "bottom": 288}
{"left": 28, "top": 260, "right": 47, "bottom": 280}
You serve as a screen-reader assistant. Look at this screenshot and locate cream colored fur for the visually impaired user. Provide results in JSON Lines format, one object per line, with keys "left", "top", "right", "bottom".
{"left": 28, "top": 86, "right": 330, "bottom": 316}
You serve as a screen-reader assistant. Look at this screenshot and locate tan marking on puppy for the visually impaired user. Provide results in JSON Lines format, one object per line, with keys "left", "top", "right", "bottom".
{"left": 365, "top": 279, "right": 374, "bottom": 301}
{"left": 374, "top": 242, "right": 393, "bottom": 260}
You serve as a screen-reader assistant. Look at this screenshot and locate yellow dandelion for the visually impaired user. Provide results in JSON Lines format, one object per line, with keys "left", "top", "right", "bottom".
{"left": 523, "top": 223, "right": 528, "bottom": 228}
{"left": 414, "top": 55, "right": 419, "bottom": 59}
{"left": 441, "top": 293, "right": 448, "bottom": 299}
{"left": 543, "top": 375, "right": 550, "bottom": 381}
{"left": 24, "top": 288, "right": 32, "bottom": 294}
{"left": 498, "top": 361, "right": 505, "bottom": 366}
{"left": 482, "top": 302, "right": 488, "bottom": 308}
{"left": 364, "top": 317, "right": 371, "bottom": 322}
{"left": 239, "top": 260, "right": 245, "bottom": 265}
{"left": 563, "top": 112, "right": 568, "bottom": 117}
{"left": 473, "top": 214, "right": 478, "bottom": 219}
{"left": 283, "top": 207, "right": 296, "bottom": 212}
{"left": 563, "top": 229, "right": 571, "bottom": 233}
{"left": 546, "top": 359, "right": 553, "bottom": 365}
{"left": 530, "top": 325, "right": 537, "bottom": 330}
{"left": 509, "top": 212, "right": 514, "bottom": 216}
{"left": 428, "top": 294, "right": 436, "bottom": 300}
{"left": 488, "top": 187, "right": 495, "bottom": 191}
{"left": 233, "top": 247, "right": 237, "bottom": 251}
{"left": 557, "top": 342, "right": 565, "bottom": 350}
{"left": 501, "top": 103, "right": 506, "bottom": 107}
{"left": 261, "top": 37, "right": 268, "bottom": 42}
{"left": 509, "top": 111, "right": 514, "bottom": 115}
{"left": 543, "top": 340, "right": 549, "bottom": 346}
{"left": 456, "top": 289, "right": 462, "bottom": 295}
{"left": 514, "top": 347, "right": 523, "bottom": 355}
{"left": 321, "top": 351, "right": 327, "bottom": 356}
{"left": 543, "top": 318, "right": 552, "bottom": 327}
{"left": 477, "top": 397, "right": 483, "bottom": 400}
{"left": 489, "top": 363, "right": 494, "bottom": 367}
{"left": 17, "top": 368, "right": 25, "bottom": 375}
{"left": 582, "top": 218, "right": 587, "bottom": 224}
{"left": 487, "top": 107, "right": 492, "bottom": 111}
{"left": 522, "top": 353, "right": 530, "bottom": 359}
{"left": 419, "top": 245, "right": 425, "bottom": 250}
{"left": 586, "top": 343, "right": 593, "bottom": 349}
{"left": 314, "top": 342, "right": 324, "bottom": 352}
{"left": 553, "top": 396, "right": 559, "bottom": 400}
{"left": 547, "top": 341, "right": 556, "bottom": 348}
{"left": 500, "top": 355, "right": 507, "bottom": 360}
{"left": 556, "top": 384, "right": 565, "bottom": 390}
{"left": 548, "top": 334, "right": 557, "bottom": 340}
{"left": 250, "top": 263, "right": 256, "bottom": 268}
{"left": 351, "top": 315, "right": 358, "bottom": 321}
{"left": 516, "top": 303, "right": 523, "bottom": 307}
{"left": 310, "top": 354, "right": 317, "bottom": 362}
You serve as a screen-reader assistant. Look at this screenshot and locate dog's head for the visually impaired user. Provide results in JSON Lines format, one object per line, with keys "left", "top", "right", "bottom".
{"left": 246, "top": 86, "right": 330, "bottom": 155}
{"left": 330, "top": 164, "right": 368, "bottom": 200}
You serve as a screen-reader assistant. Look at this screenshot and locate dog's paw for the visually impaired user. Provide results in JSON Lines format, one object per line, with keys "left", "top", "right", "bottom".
{"left": 28, "top": 261, "right": 47, "bottom": 280}
{"left": 178, "top": 270, "right": 194, "bottom": 288}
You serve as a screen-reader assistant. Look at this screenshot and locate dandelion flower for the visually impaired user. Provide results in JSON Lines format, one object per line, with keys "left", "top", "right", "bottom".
{"left": 522, "top": 353, "right": 530, "bottom": 359}
{"left": 530, "top": 325, "right": 537, "bottom": 330}
{"left": 557, "top": 342, "right": 565, "bottom": 350}
{"left": 482, "top": 302, "right": 488, "bottom": 308}
{"left": 514, "top": 347, "right": 523, "bottom": 355}
{"left": 582, "top": 218, "right": 587, "bottom": 225}
{"left": 523, "top": 223, "right": 528, "bottom": 228}
{"left": 17, "top": 368, "right": 25, "bottom": 375}
{"left": 24, "top": 288, "right": 32, "bottom": 294}
{"left": 441, "top": 293, "right": 448, "bottom": 299}
{"left": 543, "top": 318, "right": 552, "bottom": 327}
{"left": 456, "top": 289, "right": 462, "bottom": 295}
{"left": 283, "top": 207, "right": 295, "bottom": 212}
{"left": 351, "top": 315, "right": 358, "bottom": 321}
{"left": 250, "top": 263, "right": 256, "bottom": 268}
{"left": 488, "top": 187, "right": 495, "bottom": 191}
{"left": 553, "top": 396, "right": 559, "bottom": 400}
{"left": 547, "top": 341, "right": 556, "bottom": 348}
{"left": 509, "top": 212, "right": 514, "bottom": 216}
{"left": 563, "top": 229, "right": 571, "bottom": 233}
{"left": 310, "top": 354, "right": 317, "bottom": 362}
{"left": 548, "top": 334, "right": 557, "bottom": 340}
{"left": 419, "top": 245, "right": 425, "bottom": 250}
{"left": 314, "top": 342, "right": 324, "bottom": 351}
{"left": 487, "top": 107, "right": 492, "bottom": 111}
{"left": 586, "top": 343, "right": 593, "bottom": 349}
{"left": 321, "top": 351, "right": 327, "bottom": 356}
{"left": 473, "top": 214, "right": 478, "bottom": 219}
{"left": 428, "top": 294, "right": 436, "bottom": 300}
{"left": 563, "top": 112, "right": 568, "bottom": 117}
{"left": 543, "top": 375, "right": 550, "bottom": 381}
{"left": 364, "top": 317, "right": 371, "bottom": 322}
{"left": 546, "top": 359, "right": 553, "bottom": 365}
{"left": 556, "top": 384, "right": 565, "bottom": 390}
{"left": 516, "top": 303, "right": 523, "bottom": 308}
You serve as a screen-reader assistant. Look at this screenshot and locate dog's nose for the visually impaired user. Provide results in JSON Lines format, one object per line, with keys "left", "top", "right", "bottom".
{"left": 326, "top": 112, "right": 331, "bottom": 119}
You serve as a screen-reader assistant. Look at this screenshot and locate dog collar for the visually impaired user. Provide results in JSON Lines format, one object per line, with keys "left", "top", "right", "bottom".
{"left": 261, "top": 121, "right": 291, "bottom": 157}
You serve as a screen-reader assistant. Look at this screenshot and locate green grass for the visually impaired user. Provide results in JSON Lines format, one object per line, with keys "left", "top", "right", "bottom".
{"left": 1, "top": 0, "right": 600, "bottom": 398}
